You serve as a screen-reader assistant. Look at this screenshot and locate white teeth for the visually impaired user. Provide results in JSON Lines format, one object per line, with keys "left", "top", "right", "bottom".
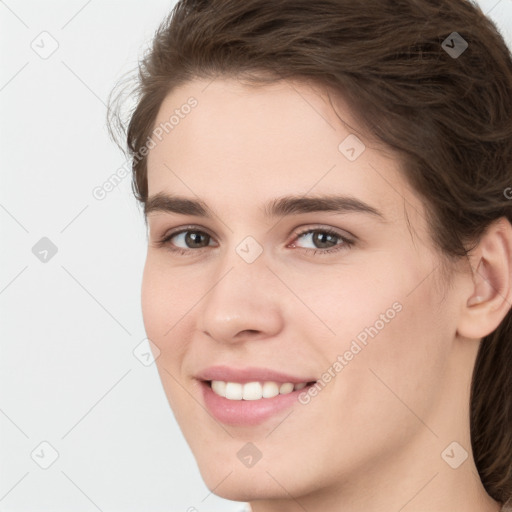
{"left": 225, "top": 382, "right": 243, "bottom": 400}
{"left": 279, "top": 382, "right": 294, "bottom": 394}
{"left": 211, "top": 380, "right": 226, "bottom": 396}
{"left": 242, "top": 381, "right": 263, "bottom": 400}
{"left": 210, "top": 380, "right": 309, "bottom": 400}
{"left": 262, "top": 381, "right": 279, "bottom": 398}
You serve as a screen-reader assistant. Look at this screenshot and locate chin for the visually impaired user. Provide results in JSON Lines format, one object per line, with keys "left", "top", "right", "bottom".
{"left": 199, "top": 465, "right": 303, "bottom": 502}
{"left": 190, "top": 442, "right": 327, "bottom": 503}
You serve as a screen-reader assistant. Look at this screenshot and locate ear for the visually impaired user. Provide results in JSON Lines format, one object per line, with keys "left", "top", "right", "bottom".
{"left": 457, "top": 217, "right": 512, "bottom": 340}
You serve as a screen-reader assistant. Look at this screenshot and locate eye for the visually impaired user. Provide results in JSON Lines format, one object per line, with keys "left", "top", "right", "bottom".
{"left": 158, "top": 228, "right": 217, "bottom": 253}
{"left": 289, "top": 227, "right": 354, "bottom": 254}
{"left": 154, "top": 225, "right": 353, "bottom": 256}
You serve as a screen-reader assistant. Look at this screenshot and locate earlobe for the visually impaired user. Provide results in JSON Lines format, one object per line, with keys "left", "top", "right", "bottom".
{"left": 457, "top": 217, "right": 512, "bottom": 340}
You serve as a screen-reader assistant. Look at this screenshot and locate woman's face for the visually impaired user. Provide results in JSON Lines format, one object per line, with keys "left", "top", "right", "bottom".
{"left": 142, "top": 78, "right": 471, "bottom": 503}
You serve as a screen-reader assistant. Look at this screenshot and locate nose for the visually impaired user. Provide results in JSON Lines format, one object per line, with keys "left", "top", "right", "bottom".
{"left": 197, "top": 252, "right": 284, "bottom": 344}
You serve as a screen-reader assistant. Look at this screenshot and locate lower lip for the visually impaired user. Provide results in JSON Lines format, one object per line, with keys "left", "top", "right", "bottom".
{"left": 200, "top": 381, "right": 313, "bottom": 426}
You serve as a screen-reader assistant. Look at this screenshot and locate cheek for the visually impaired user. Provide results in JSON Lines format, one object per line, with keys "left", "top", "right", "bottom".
{"left": 305, "top": 253, "right": 452, "bottom": 407}
{"left": 140, "top": 256, "right": 193, "bottom": 378}
{"left": 141, "top": 259, "right": 195, "bottom": 415}
{"left": 141, "top": 260, "right": 167, "bottom": 341}
{"left": 377, "top": 285, "right": 452, "bottom": 401}
{"left": 141, "top": 255, "right": 195, "bottom": 338}
{"left": 285, "top": 260, "right": 404, "bottom": 345}
{"left": 322, "top": 265, "right": 452, "bottom": 438}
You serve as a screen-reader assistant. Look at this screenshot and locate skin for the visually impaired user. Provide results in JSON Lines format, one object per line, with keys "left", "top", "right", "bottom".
{"left": 142, "top": 77, "right": 512, "bottom": 512}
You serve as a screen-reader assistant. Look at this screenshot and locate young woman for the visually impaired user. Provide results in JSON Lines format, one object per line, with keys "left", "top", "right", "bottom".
{"left": 108, "top": 0, "right": 512, "bottom": 510}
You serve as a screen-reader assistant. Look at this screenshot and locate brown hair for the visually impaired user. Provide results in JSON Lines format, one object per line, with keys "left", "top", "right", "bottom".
{"left": 108, "top": 0, "right": 512, "bottom": 504}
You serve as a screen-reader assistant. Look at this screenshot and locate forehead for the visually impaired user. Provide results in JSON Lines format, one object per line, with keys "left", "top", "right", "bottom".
{"left": 146, "top": 77, "right": 418, "bottom": 225}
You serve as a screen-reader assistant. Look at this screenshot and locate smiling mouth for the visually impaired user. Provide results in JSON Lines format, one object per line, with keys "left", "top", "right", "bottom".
{"left": 206, "top": 380, "right": 317, "bottom": 400}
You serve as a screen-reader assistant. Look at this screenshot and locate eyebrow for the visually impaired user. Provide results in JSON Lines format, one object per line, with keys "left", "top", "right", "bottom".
{"left": 144, "top": 192, "right": 385, "bottom": 220}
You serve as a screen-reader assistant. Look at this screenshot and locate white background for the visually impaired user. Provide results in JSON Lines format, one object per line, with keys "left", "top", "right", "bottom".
{"left": 0, "top": 1, "right": 511, "bottom": 511}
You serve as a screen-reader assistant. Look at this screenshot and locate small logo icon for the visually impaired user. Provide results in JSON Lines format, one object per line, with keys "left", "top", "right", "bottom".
{"left": 338, "top": 134, "right": 366, "bottom": 161}
{"left": 133, "top": 338, "right": 161, "bottom": 366}
{"left": 32, "top": 237, "right": 58, "bottom": 263}
{"left": 31, "top": 441, "right": 59, "bottom": 469}
{"left": 441, "top": 32, "right": 468, "bottom": 59}
{"left": 235, "top": 236, "right": 263, "bottom": 264}
{"left": 237, "top": 442, "right": 262, "bottom": 468}
{"left": 30, "top": 31, "right": 59, "bottom": 60}
{"left": 441, "top": 441, "right": 468, "bottom": 469}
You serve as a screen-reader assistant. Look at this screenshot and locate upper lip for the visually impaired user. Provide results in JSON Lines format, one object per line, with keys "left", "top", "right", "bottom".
{"left": 196, "top": 365, "right": 317, "bottom": 384}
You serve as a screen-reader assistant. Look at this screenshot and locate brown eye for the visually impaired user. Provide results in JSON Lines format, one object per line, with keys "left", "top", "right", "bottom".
{"left": 311, "top": 231, "right": 338, "bottom": 249}
{"left": 166, "top": 230, "right": 214, "bottom": 249}
{"left": 184, "top": 231, "right": 211, "bottom": 248}
{"left": 294, "top": 229, "right": 347, "bottom": 250}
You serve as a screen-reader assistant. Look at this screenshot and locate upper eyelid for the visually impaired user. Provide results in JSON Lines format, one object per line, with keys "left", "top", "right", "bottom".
{"left": 159, "top": 224, "right": 349, "bottom": 235}
{"left": 159, "top": 224, "right": 217, "bottom": 239}
{"left": 293, "top": 225, "right": 356, "bottom": 242}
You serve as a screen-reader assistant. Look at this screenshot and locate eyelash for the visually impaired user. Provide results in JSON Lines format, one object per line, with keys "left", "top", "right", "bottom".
{"left": 155, "top": 225, "right": 355, "bottom": 257}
